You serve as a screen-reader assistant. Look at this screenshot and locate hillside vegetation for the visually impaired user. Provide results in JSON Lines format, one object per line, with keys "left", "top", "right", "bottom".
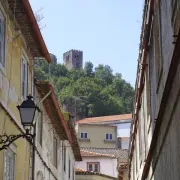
{"left": 35, "top": 61, "right": 134, "bottom": 117}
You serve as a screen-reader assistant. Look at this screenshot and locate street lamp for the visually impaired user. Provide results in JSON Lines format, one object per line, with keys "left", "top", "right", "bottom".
{"left": 17, "top": 95, "right": 37, "bottom": 127}
{"left": 0, "top": 95, "right": 38, "bottom": 151}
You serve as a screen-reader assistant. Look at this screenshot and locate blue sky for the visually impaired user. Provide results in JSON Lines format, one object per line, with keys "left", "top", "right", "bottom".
{"left": 30, "top": 0, "right": 144, "bottom": 86}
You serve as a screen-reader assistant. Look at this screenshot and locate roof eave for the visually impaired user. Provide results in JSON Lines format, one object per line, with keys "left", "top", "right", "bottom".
{"left": 22, "top": 0, "right": 51, "bottom": 63}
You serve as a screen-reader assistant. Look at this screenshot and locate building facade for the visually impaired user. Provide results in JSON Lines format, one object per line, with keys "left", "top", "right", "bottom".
{"left": 76, "top": 148, "right": 128, "bottom": 180}
{"left": 77, "top": 114, "right": 132, "bottom": 149}
{"left": 35, "top": 81, "right": 82, "bottom": 180}
{"left": 76, "top": 168, "right": 117, "bottom": 180}
{"left": 129, "top": 0, "right": 180, "bottom": 180}
{"left": 77, "top": 150, "right": 118, "bottom": 177}
{"left": 76, "top": 123, "right": 117, "bottom": 148}
{"left": 63, "top": 49, "right": 83, "bottom": 70}
{"left": 0, "top": 1, "right": 51, "bottom": 180}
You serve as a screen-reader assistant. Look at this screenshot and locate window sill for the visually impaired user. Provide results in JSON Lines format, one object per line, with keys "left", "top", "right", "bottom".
{"left": 104, "top": 140, "right": 116, "bottom": 143}
{"left": 79, "top": 138, "right": 90, "bottom": 142}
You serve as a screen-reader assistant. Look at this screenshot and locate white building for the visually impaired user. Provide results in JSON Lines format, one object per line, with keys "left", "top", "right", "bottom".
{"left": 77, "top": 150, "right": 118, "bottom": 177}
{"left": 76, "top": 147, "right": 128, "bottom": 179}
{"left": 34, "top": 81, "right": 82, "bottom": 180}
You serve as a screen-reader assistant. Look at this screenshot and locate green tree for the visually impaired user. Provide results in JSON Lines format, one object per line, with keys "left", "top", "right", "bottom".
{"left": 35, "top": 60, "right": 134, "bottom": 117}
{"left": 95, "top": 64, "right": 113, "bottom": 84}
{"left": 84, "top": 61, "right": 94, "bottom": 77}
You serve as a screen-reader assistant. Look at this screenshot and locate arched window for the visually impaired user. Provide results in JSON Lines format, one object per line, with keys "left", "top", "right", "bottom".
{"left": 37, "top": 171, "right": 43, "bottom": 180}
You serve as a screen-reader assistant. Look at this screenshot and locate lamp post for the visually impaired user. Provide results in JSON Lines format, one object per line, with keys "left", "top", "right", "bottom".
{"left": 0, "top": 95, "right": 38, "bottom": 151}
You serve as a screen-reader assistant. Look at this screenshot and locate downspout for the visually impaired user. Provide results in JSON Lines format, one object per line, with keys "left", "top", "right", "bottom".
{"left": 32, "top": 79, "right": 51, "bottom": 180}
{"left": 32, "top": 123, "right": 36, "bottom": 180}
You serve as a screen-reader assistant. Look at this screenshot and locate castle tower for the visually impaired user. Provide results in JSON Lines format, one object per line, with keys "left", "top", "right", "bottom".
{"left": 63, "top": 49, "right": 83, "bottom": 70}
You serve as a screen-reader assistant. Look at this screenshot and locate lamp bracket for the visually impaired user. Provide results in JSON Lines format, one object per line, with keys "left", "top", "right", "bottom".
{"left": 0, "top": 130, "right": 35, "bottom": 151}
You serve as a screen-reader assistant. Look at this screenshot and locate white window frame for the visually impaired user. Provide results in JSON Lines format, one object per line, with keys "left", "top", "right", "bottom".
{"left": 21, "top": 56, "right": 28, "bottom": 99}
{"left": 3, "top": 146, "right": 16, "bottom": 180}
{"left": 80, "top": 132, "right": 88, "bottom": 139}
{"left": 105, "top": 133, "right": 112, "bottom": 140}
{"left": 87, "top": 162, "right": 100, "bottom": 172}
{"left": 0, "top": 8, "right": 5, "bottom": 70}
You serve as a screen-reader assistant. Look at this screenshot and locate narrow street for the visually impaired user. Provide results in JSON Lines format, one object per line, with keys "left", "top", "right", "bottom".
{"left": 0, "top": 0, "right": 180, "bottom": 180}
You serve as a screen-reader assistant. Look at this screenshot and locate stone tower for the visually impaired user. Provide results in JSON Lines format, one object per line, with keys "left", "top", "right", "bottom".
{"left": 63, "top": 49, "right": 83, "bottom": 70}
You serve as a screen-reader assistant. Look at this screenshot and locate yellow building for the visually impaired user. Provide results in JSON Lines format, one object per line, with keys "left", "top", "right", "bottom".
{"left": 76, "top": 123, "right": 117, "bottom": 148}
{"left": 76, "top": 168, "right": 118, "bottom": 180}
{"left": 0, "top": 1, "right": 51, "bottom": 180}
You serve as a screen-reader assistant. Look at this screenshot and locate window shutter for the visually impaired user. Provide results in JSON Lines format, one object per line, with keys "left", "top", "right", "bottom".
{"left": 94, "top": 163, "right": 99, "bottom": 172}
{"left": 110, "top": 134, "right": 112, "bottom": 140}
{"left": 106, "top": 134, "right": 108, "bottom": 140}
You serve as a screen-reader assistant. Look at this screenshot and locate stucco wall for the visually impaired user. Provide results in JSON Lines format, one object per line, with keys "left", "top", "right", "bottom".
{"left": 76, "top": 156, "right": 118, "bottom": 178}
{"left": 34, "top": 88, "right": 75, "bottom": 180}
{"left": 77, "top": 124, "right": 117, "bottom": 148}
{"left": 130, "top": 0, "right": 180, "bottom": 180}
{"left": 0, "top": 1, "right": 34, "bottom": 180}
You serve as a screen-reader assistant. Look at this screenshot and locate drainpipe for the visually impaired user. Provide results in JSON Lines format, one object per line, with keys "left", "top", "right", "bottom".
{"left": 32, "top": 123, "right": 36, "bottom": 180}
{"left": 32, "top": 79, "right": 51, "bottom": 180}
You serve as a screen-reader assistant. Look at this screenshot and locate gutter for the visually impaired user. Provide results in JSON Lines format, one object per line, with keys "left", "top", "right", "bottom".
{"left": 22, "top": 0, "right": 52, "bottom": 63}
{"left": 48, "top": 85, "right": 73, "bottom": 144}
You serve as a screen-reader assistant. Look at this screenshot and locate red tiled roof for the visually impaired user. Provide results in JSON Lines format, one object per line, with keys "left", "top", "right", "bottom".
{"left": 81, "top": 150, "right": 115, "bottom": 158}
{"left": 7, "top": 0, "right": 51, "bottom": 62}
{"left": 75, "top": 168, "right": 86, "bottom": 172}
{"left": 81, "top": 148, "right": 128, "bottom": 164}
{"left": 118, "top": 137, "right": 130, "bottom": 140}
{"left": 77, "top": 114, "right": 132, "bottom": 124}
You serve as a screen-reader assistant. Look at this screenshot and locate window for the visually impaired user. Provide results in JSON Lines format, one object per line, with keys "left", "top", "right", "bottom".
{"left": 37, "top": 112, "right": 43, "bottom": 145}
{"left": 21, "top": 56, "right": 28, "bottom": 99}
{"left": 4, "top": 148, "right": 15, "bottom": 180}
{"left": 75, "top": 54, "right": 79, "bottom": 60}
{"left": 80, "top": 132, "right": 87, "bottom": 139}
{"left": 105, "top": 133, "right": 112, "bottom": 140}
{"left": 0, "top": 10, "right": 5, "bottom": 68}
{"left": 53, "top": 136, "right": 58, "bottom": 168}
{"left": 37, "top": 171, "right": 43, "bottom": 180}
{"left": 87, "top": 162, "right": 100, "bottom": 172}
{"left": 64, "top": 146, "right": 66, "bottom": 171}
{"left": 68, "top": 158, "right": 71, "bottom": 179}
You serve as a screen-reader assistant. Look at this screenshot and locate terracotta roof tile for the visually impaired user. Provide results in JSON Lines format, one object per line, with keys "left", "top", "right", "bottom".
{"left": 118, "top": 137, "right": 130, "bottom": 140}
{"left": 80, "top": 147, "right": 128, "bottom": 164}
{"left": 75, "top": 168, "right": 86, "bottom": 172}
{"left": 81, "top": 150, "right": 115, "bottom": 158}
{"left": 77, "top": 114, "right": 132, "bottom": 124}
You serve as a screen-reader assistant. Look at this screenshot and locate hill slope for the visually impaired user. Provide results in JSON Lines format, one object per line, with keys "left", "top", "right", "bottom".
{"left": 35, "top": 61, "right": 134, "bottom": 118}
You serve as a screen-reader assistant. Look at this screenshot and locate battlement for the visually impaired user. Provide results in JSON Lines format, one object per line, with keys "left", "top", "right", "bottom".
{"left": 71, "top": 49, "right": 83, "bottom": 53}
